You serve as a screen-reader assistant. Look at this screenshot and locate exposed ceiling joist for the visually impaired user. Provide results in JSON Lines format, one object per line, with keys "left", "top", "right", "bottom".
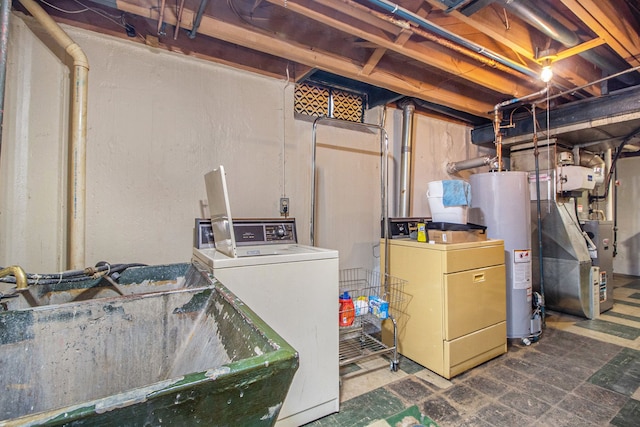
{"left": 17, "top": 0, "right": 640, "bottom": 125}
{"left": 116, "top": 0, "right": 497, "bottom": 115}
{"left": 559, "top": 0, "right": 640, "bottom": 67}
{"left": 267, "top": 0, "right": 536, "bottom": 97}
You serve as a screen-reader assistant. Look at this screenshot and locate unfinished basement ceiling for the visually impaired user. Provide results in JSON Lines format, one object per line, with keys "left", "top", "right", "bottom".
{"left": 15, "top": 1, "right": 640, "bottom": 132}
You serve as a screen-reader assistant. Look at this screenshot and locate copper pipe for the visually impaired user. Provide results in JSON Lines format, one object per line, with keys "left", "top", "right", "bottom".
{"left": 157, "top": 0, "right": 166, "bottom": 35}
{"left": 174, "top": 0, "right": 185, "bottom": 40}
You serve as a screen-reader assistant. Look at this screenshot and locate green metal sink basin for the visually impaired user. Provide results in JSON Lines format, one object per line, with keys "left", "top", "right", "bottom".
{"left": 0, "top": 263, "right": 298, "bottom": 426}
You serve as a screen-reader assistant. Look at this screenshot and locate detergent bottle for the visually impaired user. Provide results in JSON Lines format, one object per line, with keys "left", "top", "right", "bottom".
{"left": 339, "top": 292, "right": 355, "bottom": 327}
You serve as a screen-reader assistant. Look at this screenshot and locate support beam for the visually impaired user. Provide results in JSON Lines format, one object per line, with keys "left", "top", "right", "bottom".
{"left": 269, "top": 0, "right": 537, "bottom": 96}
{"left": 362, "top": 29, "right": 411, "bottom": 76}
{"left": 117, "top": 0, "right": 496, "bottom": 116}
{"left": 559, "top": 0, "right": 640, "bottom": 67}
{"left": 424, "top": 0, "right": 602, "bottom": 94}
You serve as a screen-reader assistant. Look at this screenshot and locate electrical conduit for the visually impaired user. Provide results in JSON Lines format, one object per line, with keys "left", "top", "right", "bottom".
{"left": 18, "top": 0, "right": 89, "bottom": 269}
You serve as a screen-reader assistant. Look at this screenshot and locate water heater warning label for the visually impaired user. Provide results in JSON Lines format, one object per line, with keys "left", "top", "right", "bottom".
{"left": 513, "top": 249, "right": 532, "bottom": 289}
{"left": 514, "top": 249, "right": 531, "bottom": 263}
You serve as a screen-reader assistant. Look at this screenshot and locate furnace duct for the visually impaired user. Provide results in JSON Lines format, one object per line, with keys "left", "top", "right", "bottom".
{"left": 398, "top": 101, "right": 414, "bottom": 217}
{"left": 446, "top": 155, "right": 497, "bottom": 174}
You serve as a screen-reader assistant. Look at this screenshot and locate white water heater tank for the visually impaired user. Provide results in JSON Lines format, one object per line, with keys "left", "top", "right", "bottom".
{"left": 469, "top": 171, "right": 533, "bottom": 339}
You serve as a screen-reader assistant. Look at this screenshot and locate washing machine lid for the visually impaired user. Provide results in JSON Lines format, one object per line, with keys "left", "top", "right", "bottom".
{"left": 204, "top": 165, "right": 238, "bottom": 258}
{"left": 205, "top": 166, "right": 292, "bottom": 258}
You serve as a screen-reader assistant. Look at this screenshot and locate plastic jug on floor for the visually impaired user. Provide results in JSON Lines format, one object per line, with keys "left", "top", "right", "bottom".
{"left": 339, "top": 292, "right": 355, "bottom": 326}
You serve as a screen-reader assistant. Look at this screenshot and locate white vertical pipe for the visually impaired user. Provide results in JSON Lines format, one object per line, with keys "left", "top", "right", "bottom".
{"left": 0, "top": 0, "right": 11, "bottom": 157}
{"left": 18, "top": 0, "right": 89, "bottom": 269}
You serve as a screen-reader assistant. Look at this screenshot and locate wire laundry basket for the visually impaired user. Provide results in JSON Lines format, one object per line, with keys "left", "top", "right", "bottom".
{"left": 338, "top": 268, "right": 408, "bottom": 372}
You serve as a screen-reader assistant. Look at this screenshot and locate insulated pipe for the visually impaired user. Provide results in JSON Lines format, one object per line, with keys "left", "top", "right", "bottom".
{"left": 364, "top": 0, "right": 538, "bottom": 79}
{"left": 19, "top": 0, "right": 89, "bottom": 270}
{"left": 0, "top": 0, "right": 10, "bottom": 158}
{"left": 398, "top": 101, "right": 414, "bottom": 217}
{"left": 446, "top": 155, "right": 496, "bottom": 174}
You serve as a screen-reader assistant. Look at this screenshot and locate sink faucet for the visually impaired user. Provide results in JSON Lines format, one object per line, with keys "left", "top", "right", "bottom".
{"left": 0, "top": 265, "right": 28, "bottom": 290}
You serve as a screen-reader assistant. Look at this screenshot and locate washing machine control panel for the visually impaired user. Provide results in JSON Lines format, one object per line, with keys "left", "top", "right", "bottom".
{"left": 195, "top": 218, "right": 297, "bottom": 249}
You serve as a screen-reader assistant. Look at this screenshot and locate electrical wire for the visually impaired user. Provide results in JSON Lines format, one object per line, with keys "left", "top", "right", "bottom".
{"left": 39, "top": 0, "right": 87, "bottom": 14}
{"left": 72, "top": 0, "right": 121, "bottom": 19}
{"left": 37, "top": 0, "right": 145, "bottom": 42}
{"left": 227, "top": 0, "right": 271, "bottom": 29}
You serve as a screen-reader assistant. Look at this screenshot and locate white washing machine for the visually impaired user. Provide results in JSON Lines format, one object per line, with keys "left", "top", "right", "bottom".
{"left": 196, "top": 166, "right": 339, "bottom": 425}
{"left": 192, "top": 244, "right": 339, "bottom": 426}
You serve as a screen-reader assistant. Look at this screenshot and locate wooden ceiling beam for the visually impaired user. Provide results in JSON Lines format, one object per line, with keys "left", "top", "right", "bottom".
{"left": 267, "top": 0, "right": 536, "bottom": 97}
{"left": 424, "top": 0, "right": 601, "bottom": 95}
{"left": 116, "top": 0, "right": 495, "bottom": 116}
{"left": 362, "top": 29, "right": 412, "bottom": 75}
{"left": 424, "top": 0, "right": 536, "bottom": 59}
{"left": 559, "top": 0, "right": 640, "bottom": 67}
{"left": 315, "top": 0, "right": 402, "bottom": 35}
{"left": 40, "top": 4, "right": 293, "bottom": 81}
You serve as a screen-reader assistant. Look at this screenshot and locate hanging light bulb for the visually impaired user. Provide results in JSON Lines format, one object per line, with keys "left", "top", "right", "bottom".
{"left": 540, "top": 64, "right": 553, "bottom": 83}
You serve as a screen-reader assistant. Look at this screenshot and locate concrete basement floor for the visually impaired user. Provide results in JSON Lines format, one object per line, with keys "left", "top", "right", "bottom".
{"left": 305, "top": 274, "right": 640, "bottom": 427}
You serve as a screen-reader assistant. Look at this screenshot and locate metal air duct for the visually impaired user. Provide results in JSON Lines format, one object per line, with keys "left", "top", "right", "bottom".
{"left": 446, "top": 155, "right": 496, "bottom": 174}
{"left": 398, "top": 101, "right": 414, "bottom": 217}
{"left": 501, "top": 0, "right": 638, "bottom": 85}
{"left": 578, "top": 150, "right": 605, "bottom": 170}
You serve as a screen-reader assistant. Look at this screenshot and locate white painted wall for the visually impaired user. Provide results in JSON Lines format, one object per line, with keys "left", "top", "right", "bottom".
{"left": 0, "top": 13, "right": 484, "bottom": 274}
{"left": 614, "top": 157, "right": 640, "bottom": 276}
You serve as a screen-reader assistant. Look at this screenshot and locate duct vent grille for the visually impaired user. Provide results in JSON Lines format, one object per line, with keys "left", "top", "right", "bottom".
{"left": 295, "top": 82, "right": 364, "bottom": 123}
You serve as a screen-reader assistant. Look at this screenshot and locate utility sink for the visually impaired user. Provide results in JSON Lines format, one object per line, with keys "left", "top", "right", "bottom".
{"left": 0, "top": 263, "right": 298, "bottom": 426}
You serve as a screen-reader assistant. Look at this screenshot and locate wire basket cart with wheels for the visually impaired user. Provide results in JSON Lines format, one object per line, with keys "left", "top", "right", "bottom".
{"left": 338, "top": 268, "right": 408, "bottom": 372}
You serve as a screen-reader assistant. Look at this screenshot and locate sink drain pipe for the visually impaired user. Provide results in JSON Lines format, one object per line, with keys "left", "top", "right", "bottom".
{"left": 18, "top": 0, "right": 89, "bottom": 269}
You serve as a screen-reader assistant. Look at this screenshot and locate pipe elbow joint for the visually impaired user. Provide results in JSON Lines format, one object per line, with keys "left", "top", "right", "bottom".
{"left": 0, "top": 265, "right": 28, "bottom": 290}
{"left": 66, "top": 43, "right": 89, "bottom": 70}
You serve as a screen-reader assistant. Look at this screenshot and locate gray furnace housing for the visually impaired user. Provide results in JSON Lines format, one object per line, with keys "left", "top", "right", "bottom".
{"left": 510, "top": 145, "right": 610, "bottom": 319}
